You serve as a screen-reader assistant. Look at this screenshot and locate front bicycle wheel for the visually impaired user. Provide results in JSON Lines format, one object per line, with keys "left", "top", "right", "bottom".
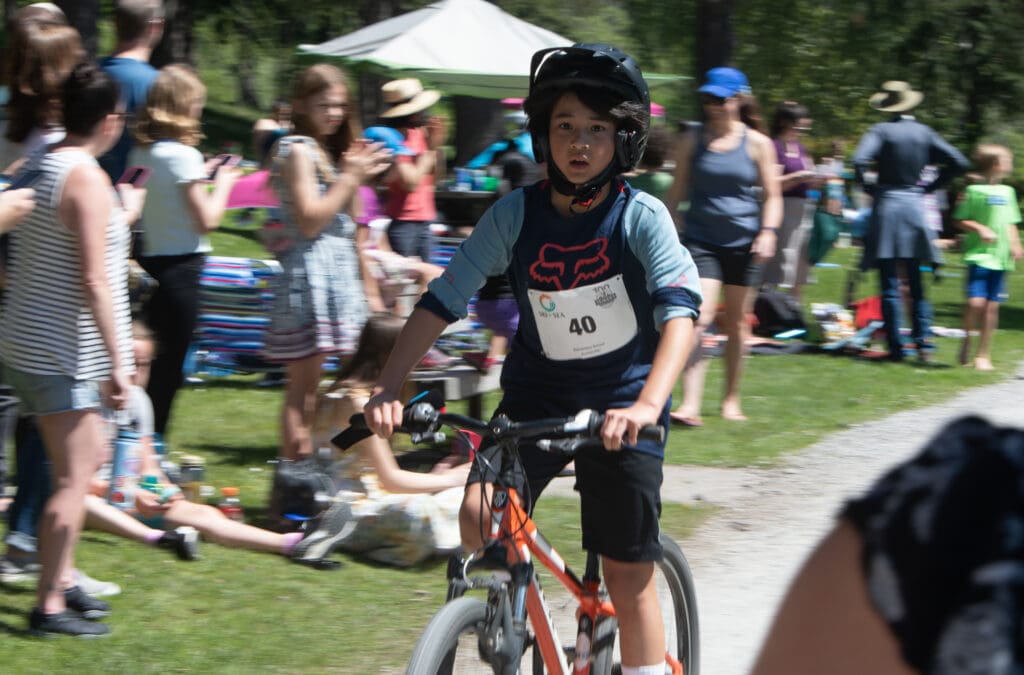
{"left": 658, "top": 534, "right": 700, "bottom": 675}
{"left": 406, "top": 596, "right": 489, "bottom": 674}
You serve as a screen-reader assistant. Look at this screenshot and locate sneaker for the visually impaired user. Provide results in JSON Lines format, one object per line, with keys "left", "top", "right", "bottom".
{"left": 74, "top": 569, "right": 122, "bottom": 598}
{"left": 158, "top": 526, "right": 200, "bottom": 561}
{"left": 290, "top": 499, "right": 355, "bottom": 563}
{"left": 29, "top": 608, "right": 110, "bottom": 639}
{"left": 0, "top": 554, "right": 40, "bottom": 583}
{"left": 63, "top": 585, "right": 111, "bottom": 620}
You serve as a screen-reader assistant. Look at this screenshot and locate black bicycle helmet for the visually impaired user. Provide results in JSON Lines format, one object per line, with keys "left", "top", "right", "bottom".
{"left": 526, "top": 43, "right": 651, "bottom": 205}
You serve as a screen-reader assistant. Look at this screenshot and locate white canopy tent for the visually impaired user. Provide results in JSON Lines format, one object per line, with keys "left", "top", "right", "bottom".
{"left": 297, "top": 0, "right": 572, "bottom": 99}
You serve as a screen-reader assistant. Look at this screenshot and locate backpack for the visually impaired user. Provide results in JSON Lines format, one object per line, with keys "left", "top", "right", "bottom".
{"left": 266, "top": 457, "right": 336, "bottom": 532}
{"left": 753, "top": 289, "right": 807, "bottom": 338}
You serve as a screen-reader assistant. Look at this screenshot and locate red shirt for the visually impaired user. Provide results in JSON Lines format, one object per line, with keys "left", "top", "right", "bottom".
{"left": 385, "top": 127, "right": 437, "bottom": 221}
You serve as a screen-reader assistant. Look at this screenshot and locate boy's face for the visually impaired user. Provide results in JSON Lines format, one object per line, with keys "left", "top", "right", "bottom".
{"left": 547, "top": 92, "right": 616, "bottom": 186}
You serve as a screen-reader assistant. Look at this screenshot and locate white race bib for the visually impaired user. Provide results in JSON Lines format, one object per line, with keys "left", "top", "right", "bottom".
{"left": 527, "top": 274, "right": 637, "bottom": 361}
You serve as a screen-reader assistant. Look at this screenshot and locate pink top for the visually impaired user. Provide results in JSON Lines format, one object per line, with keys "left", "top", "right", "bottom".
{"left": 356, "top": 185, "right": 384, "bottom": 225}
{"left": 385, "top": 127, "right": 436, "bottom": 222}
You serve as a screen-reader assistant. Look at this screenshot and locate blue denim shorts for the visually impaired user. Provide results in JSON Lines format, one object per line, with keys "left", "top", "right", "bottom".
{"left": 966, "top": 264, "right": 1007, "bottom": 302}
{"left": 1, "top": 364, "right": 101, "bottom": 415}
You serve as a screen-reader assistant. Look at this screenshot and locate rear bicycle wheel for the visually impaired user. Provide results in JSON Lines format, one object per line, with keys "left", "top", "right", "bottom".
{"left": 658, "top": 534, "right": 700, "bottom": 675}
{"left": 406, "top": 596, "right": 490, "bottom": 674}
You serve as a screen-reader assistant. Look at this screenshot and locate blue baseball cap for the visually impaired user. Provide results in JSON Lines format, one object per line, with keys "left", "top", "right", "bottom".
{"left": 698, "top": 67, "right": 751, "bottom": 98}
{"left": 363, "top": 126, "right": 413, "bottom": 156}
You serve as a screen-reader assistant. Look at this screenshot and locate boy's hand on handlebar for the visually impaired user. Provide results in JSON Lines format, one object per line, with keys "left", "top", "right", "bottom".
{"left": 364, "top": 387, "right": 404, "bottom": 438}
{"left": 602, "top": 402, "right": 661, "bottom": 451}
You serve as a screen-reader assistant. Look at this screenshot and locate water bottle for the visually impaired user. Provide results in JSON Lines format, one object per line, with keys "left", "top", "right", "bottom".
{"left": 217, "top": 487, "right": 245, "bottom": 522}
{"left": 108, "top": 429, "right": 141, "bottom": 511}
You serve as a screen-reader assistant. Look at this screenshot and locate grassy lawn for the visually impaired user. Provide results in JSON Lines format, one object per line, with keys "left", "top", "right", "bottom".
{"left": 5, "top": 231, "right": 1023, "bottom": 669}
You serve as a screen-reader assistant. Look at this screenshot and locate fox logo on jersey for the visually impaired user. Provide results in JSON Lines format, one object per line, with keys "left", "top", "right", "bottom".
{"left": 528, "top": 239, "right": 610, "bottom": 290}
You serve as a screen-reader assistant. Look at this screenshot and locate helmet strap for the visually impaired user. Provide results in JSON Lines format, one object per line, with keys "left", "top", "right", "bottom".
{"left": 547, "top": 158, "right": 621, "bottom": 211}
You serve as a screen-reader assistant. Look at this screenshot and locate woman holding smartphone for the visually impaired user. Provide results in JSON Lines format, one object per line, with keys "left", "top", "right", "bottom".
{"left": 128, "top": 64, "right": 239, "bottom": 439}
{"left": 265, "top": 63, "right": 390, "bottom": 461}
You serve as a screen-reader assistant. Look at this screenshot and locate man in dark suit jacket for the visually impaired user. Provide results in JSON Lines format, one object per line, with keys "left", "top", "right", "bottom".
{"left": 852, "top": 81, "right": 969, "bottom": 361}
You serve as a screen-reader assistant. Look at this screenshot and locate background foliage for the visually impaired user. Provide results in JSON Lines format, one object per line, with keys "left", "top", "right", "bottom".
{"left": 6, "top": 0, "right": 1024, "bottom": 173}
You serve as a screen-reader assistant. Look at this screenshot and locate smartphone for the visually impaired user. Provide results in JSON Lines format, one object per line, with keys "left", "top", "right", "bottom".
{"left": 207, "top": 153, "right": 241, "bottom": 180}
{"left": 116, "top": 165, "right": 153, "bottom": 188}
{"left": 1, "top": 169, "right": 43, "bottom": 191}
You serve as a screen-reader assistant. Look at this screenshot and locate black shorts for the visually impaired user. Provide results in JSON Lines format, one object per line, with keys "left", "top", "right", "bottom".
{"left": 686, "top": 238, "right": 762, "bottom": 287}
{"left": 467, "top": 399, "right": 665, "bottom": 563}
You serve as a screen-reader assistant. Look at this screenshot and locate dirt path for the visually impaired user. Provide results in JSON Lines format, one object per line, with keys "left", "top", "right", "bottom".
{"left": 544, "top": 364, "right": 1024, "bottom": 674}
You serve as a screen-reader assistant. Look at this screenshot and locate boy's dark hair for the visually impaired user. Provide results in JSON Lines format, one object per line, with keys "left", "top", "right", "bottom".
{"left": 62, "top": 61, "right": 120, "bottom": 136}
{"left": 114, "top": 0, "right": 164, "bottom": 44}
{"left": 770, "top": 100, "right": 810, "bottom": 138}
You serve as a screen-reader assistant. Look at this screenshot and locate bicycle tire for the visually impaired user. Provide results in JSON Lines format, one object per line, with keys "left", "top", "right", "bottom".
{"left": 406, "top": 596, "right": 489, "bottom": 674}
{"left": 658, "top": 533, "right": 700, "bottom": 675}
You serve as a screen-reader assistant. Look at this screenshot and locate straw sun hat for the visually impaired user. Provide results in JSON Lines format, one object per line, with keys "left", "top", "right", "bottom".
{"left": 379, "top": 78, "right": 441, "bottom": 119}
{"left": 869, "top": 81, "right": 923, "bottom": 113}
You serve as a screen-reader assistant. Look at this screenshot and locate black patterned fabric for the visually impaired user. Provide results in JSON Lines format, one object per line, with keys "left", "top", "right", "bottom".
{"left": 842, "top": 416, "right": 1024, "bottom": 675}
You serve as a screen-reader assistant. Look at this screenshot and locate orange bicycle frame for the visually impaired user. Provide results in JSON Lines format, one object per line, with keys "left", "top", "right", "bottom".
{"left": 484, "top": 485, "right": 683, "bottom": 675}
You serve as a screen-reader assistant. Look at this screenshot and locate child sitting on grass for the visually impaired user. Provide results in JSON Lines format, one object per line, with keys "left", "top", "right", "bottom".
{"left": 953, "top": 143, "right": 1023, "bottom": 371}
{"left": 312, "top": 313, "right": 470, "bottom": 566}
{"left": 84, "top": 323, "right": 354, "bottom": 568}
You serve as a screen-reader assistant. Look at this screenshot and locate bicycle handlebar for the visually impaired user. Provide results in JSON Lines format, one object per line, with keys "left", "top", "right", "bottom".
{"left": 331, "top": 400, "right": 664, "bottom": 453}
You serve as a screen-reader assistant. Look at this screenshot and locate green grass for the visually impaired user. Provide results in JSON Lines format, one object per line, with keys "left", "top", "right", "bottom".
{"left": 6, "top": 244, "right": 1021, "bottom": 669}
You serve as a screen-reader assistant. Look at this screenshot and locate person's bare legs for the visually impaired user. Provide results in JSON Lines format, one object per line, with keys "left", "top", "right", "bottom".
{"left": 960, "top": 296, "right": 985, "bottom": 366}
{"left": 84, "top": 495, "right": 164, "bottom": 542}
{"left": 280, "top": 353, "right": 326, "bottom": 460}
{"left": 975, "top": 299, "right": 1000, "bottom": 371}
{"left": 603, "top": 558, "right": 665, "bottom": 668}
{"left": 35, "top": 409, "right": 105, "bottom": 614}
{"left": 674, "top": 277, "right": 722, "bottom": 424}
{"left": 458, "top": 482, "right": 493, "bottom": 553}
{"left": 720, "top": 283, "right": 756, "bottom": 421}
{"left": 164, "top": 500, "right": 287, "bottom": 554}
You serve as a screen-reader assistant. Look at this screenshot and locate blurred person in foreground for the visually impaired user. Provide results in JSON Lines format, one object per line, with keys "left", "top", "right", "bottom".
{"left": 751, "top": 415, "right": 1024, "bottom": 674}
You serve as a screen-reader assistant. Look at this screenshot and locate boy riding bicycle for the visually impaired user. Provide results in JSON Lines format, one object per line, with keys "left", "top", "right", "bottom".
{"left": 365, "top": 44, "right": 701, "bottom": 674}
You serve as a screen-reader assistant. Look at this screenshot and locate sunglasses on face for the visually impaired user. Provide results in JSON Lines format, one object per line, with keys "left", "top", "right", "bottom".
{"left": 699, "top": 93, "right": 728, "bottom": 107}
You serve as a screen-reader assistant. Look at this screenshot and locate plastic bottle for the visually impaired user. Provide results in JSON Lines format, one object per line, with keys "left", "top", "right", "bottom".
{"left": 218, "top": 487, "right": 245, "bottom": 522}
{"left": 179, "top": 454, "right": 206, "bottom": 502}
{"left": 108, "top": 430, "right": 141, "bottom": 511}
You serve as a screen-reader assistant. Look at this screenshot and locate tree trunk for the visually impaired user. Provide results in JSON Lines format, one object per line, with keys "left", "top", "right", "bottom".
{"left": 151, "top": 0, "right": 194, "bottom": 67}
{"left": 452, "top": 97, "right": 505, "bottom": 168}
{"left": 695, "top": 0, "right": 735, "bottom": 80}
{"left": 56, "top": 0, "right": 100, "bottom": 57}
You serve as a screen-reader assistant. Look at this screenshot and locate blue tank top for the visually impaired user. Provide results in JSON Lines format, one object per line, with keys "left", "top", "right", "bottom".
{"left": 685, "top": 126, "right": 761, "bottom": 247}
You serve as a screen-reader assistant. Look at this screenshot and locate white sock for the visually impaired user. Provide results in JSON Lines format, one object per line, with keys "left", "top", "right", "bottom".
{"left": 620, "top": 665, "right": 664, "bottom": 675}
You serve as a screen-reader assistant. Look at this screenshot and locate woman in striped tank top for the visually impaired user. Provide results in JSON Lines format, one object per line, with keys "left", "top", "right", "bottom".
{"left": 0, "top": 63, "right": 144, "bottom": 638}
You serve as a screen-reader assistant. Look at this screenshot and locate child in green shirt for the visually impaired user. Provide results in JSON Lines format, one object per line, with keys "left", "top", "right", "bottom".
{"left": 953, "top": 144, "right": 1023, "bottom": 370}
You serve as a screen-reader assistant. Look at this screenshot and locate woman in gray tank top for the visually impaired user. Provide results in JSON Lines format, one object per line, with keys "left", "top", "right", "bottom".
{"left": 665, "top": 68, "right": 782, "bottom": 425}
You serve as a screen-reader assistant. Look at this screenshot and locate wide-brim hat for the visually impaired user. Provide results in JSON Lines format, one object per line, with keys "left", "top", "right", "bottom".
{"left": 379, "top": 78, "right": 441, "bottom": 119}
{"left": 869, "top": 81, "right": 923, "bottom": 113}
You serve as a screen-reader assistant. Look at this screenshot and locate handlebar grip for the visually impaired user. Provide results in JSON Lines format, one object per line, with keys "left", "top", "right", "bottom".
{"left": 331, "top": 414, "right": 373, "bottom": 451}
